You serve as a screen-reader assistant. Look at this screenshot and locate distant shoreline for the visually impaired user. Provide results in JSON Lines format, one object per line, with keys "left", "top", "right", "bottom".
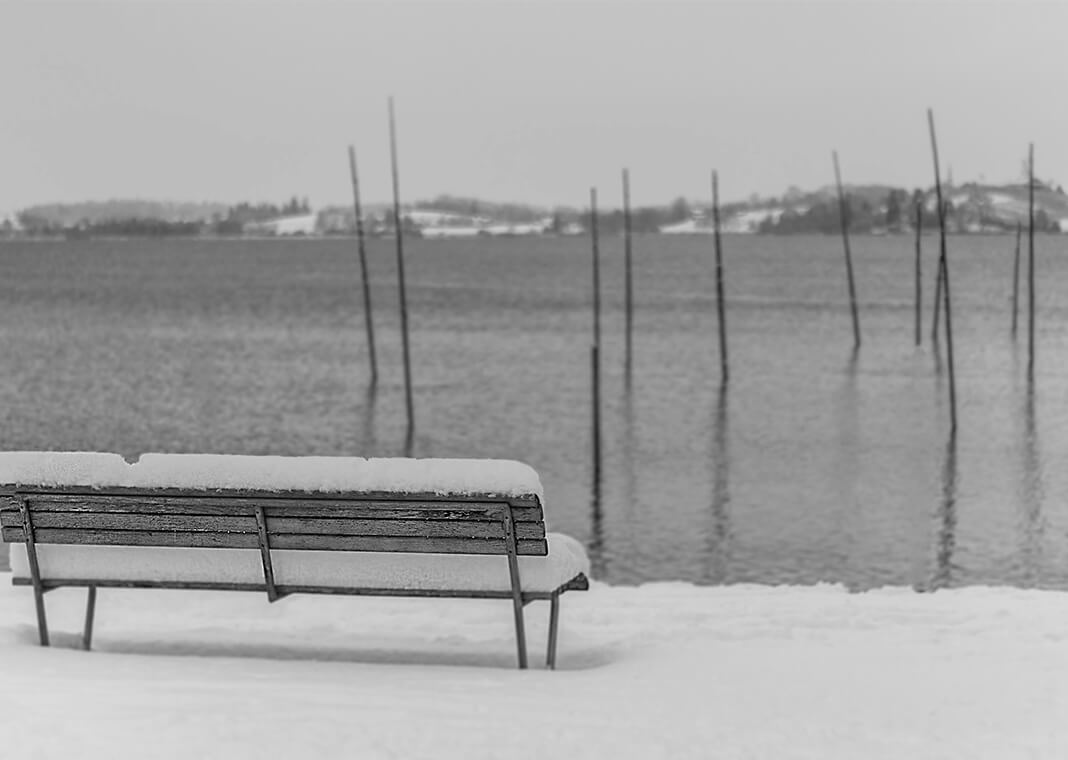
{"left": 1, "top": 229, "right": 1057, "bottom": 243}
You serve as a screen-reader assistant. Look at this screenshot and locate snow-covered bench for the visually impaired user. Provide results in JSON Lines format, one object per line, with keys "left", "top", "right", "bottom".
{"left": 0, "top": 453, "right": 590, "bottom": 669}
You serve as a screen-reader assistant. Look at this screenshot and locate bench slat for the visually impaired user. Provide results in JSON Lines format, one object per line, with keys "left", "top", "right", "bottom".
{"left": 1, "top": 527, "right": 549, "bottom": 555}
{"left": 0, "top": 489, "right": 541, "bottom": 509}
{"left": 4, "top": 528, "right": 260, "bottom": 549}
{"left": 268, "top": 535, "right": 548, "bottom": 555}
{"left": 0, "top": 512, "right": 545, "bottom": 539}
{"left": 265, "top": 517, "right": 544, "bottom": 540}
{"left": 268, "top": 506, "right": 542, "bottom": 523}
{"left": 0, "top": 495, "right": 543, "bottom": 523}
{"left": 1, "top": 512, "right": 257, "bottom": 533}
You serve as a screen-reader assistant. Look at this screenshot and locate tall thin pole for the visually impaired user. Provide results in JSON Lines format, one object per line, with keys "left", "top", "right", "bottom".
{"left": 1011, "top": 221, "right": 1021, "bottom": 338}
{"left": 388, "top": 97, "right": 414, "bottom": 440}
{"left": 914, "top": 201, "right": 922, "bottom": 346}
{"left": 832, "top": 151, "right": 861, "bottom": 348}
{"left": 590, "top": 188, "right": 602, "bottom": 487}
{"left": 348, "top": 145, "right": 378, "bottom": 386}
{"left": 932, "top": 224, "right": 943, "bottom": 344}
{"left": 1028, "top": 143, "right": 1035, "bottom": 378}
{"left": 591, "top": 344, "right": 601, "bottom": 488}
{"left": 591, "top": 188, "right": 601, "bottom": 348}
{"left": 622, "top": 169, "right": 633, "bottom": 378}
{"left": 712, "top": 170, "right": 728, "bottom": 383}
{"left": 928, "top": 108, "right": 956, "bottom": 431}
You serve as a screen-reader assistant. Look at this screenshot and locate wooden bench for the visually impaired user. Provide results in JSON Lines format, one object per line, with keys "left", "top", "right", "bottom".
{"left": 1, "top": 468, "right": 589, "bottom": 669}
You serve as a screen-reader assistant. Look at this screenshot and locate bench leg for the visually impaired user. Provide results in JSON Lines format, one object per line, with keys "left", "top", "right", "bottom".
{"left": 82, "top": 586, "right": 97, "bottom": 651}
{"left": 546, "top": 592, "right": 560, "bottom": 670}
{"left": 511, "top": 593, "right": 528, "bottom": 670}
{"left": 503, "top": 516, "right": 529, "bottom": 670}
{"left": 19, "top": 500, "right": 50, "bottom": 647}
{"left": 31, "top": 580, "right": 50, "bottom": 647}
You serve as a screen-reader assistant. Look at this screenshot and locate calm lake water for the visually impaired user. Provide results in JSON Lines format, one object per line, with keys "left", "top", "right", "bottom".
{"left": 0, "top": 234, "right": 1066, "bottom": 590}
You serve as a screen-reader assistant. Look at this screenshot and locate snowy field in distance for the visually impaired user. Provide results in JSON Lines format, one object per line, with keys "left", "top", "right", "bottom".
{"left": 1, "top": 578, "right": 1066, "bottom": 759}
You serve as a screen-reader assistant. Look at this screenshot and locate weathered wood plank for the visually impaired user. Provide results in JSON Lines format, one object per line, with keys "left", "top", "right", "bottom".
{"left": 0, "top": 487, "right": 541, "bottom": 509}
{"left": 11, "top": 495, "right": 543, "bottom": 523}
{"left": 2, "top": 516, "right": 544, "bottom": 540}
{"left": 265, "top": 517, "right": 544, "bottom": 540}
{"left": 3, "top": 527, "right": 548, "bottom": 555}
{"left": 270, "top": 505, "right": 543, "bottom": 523}
{"left": 1, "top": 512, "right": 256, "bottom": 533}
{"left": 265, "top": 534, "right": 548, "bottom": 555}
{"left": 22, "top": 529, "right": 261, "bottom": 549}
{"left": 24, "top": 494, "right": 511, "bottom": 510}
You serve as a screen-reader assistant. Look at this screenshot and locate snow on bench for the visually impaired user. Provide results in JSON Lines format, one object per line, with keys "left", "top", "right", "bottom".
{"left": 0, "top": 452, "right": 590, "bottom": 669}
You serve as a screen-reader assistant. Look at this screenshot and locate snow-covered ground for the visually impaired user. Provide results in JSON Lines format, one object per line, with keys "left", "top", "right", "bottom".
{"left": 2, "top": 577, "right": 1065, "bottom": 759}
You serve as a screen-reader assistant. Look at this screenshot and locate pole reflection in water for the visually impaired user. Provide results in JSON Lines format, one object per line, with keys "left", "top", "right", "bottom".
{"left": 588, "top": 466, "right": 604, "bottom": 580}
{"left": 705, "top": 382, "right": 731, "bottom": 583}
{"left": 586, "top": 388, "right": 605, "bottom": 576}
{"left": 621, "top": 380, "right": 637, "bottom": 526}
{"left": 826, "top": 349, "right": 861, "bottom": 580}
{"left": 1018, "top": 380, "right": 1044, "bottom": 584}
{"left": 931, "top": 429, "right": 958, "bottom": 590}
{"left": 360, "top": 382, "right": 378, "bottom": 454}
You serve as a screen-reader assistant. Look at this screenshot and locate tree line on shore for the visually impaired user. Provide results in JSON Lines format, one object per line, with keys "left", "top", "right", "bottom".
{"left": 6, "top": 182, "right": 1065, "bottom": 239}
{"left": 13, "top": 197, "right": 313, "bottom": 238}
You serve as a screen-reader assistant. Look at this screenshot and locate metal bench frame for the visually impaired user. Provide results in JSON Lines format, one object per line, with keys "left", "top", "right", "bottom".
{"left": 2, "top": 487, "right": 588, "bottom": 669}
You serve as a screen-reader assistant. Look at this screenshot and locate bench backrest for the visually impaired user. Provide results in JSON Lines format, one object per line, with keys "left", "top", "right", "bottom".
{"left": 0, "top": 487, "right": 548, "bottom": 556}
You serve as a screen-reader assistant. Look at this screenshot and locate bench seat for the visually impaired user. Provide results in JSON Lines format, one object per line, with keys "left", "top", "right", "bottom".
{"left": 9, "top": 532, "right": 589, "bottom": 594}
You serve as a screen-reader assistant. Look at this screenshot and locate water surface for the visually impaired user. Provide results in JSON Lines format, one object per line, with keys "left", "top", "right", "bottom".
{"left": 0, "top": 234, "right": 1065, "bottom": 589}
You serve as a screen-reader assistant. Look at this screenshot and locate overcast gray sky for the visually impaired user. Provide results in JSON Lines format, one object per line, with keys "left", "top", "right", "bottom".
{"left": 1, "top": 0, "right": 1065, "bottom": 211}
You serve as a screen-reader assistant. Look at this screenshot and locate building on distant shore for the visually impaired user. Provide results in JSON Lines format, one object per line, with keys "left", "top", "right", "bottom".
{"left": 660, "top": 208, "right": 784, "bottom": 234}
{"left": 0, "top": 211, "right": 19, "bottom": 236}
{"left": 244, "top": 213, "right": 319, "bottom": 236}
{"left": 413, "top": 209, "right": 552, "bottom": 238}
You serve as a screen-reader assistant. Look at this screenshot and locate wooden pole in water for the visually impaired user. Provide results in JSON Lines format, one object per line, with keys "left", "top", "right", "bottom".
{"left": 928, "top": 108, "right": 957, "bottom": 431}
{"left": 1011, "top": 221, "right": 1021, "bottom": 338}
{"left": 591, "top": 187, "right": 601, "bottom": 348}
{"left": 914, "top": 201, "right": 922, "bottom": 346}
{"left": 590, "top": 188, "right": 602, "bottom": 486}
{"left": 348, "top": 145, "right": 378, "bottom": 386}
{"left": 388, "top": 97, "right": 415, "bottom": 440}
{"left": 1027, "top": 143, "right": 1035, "bottom": 378}
{"left": 931, "top": 195, "right": 945, "bottom": 345}
{"left": 591, "top": 344, "right": 601, "bottom": 488}
{"left": 712, "top": 170, "right": 728, "bottom": 383}
{"left": 832, "top": 151, "right": 861, "bottom": 349}
{"left": 931, "top": 227, "right": 943, "bottom": 344}
{"left": 622, "top": 169, "right": 633, "bottom": 378}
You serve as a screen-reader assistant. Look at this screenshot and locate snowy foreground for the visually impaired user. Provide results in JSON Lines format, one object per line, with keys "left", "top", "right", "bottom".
{"left": 1, "top": 578, "right": 1066, "bottom": 759}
